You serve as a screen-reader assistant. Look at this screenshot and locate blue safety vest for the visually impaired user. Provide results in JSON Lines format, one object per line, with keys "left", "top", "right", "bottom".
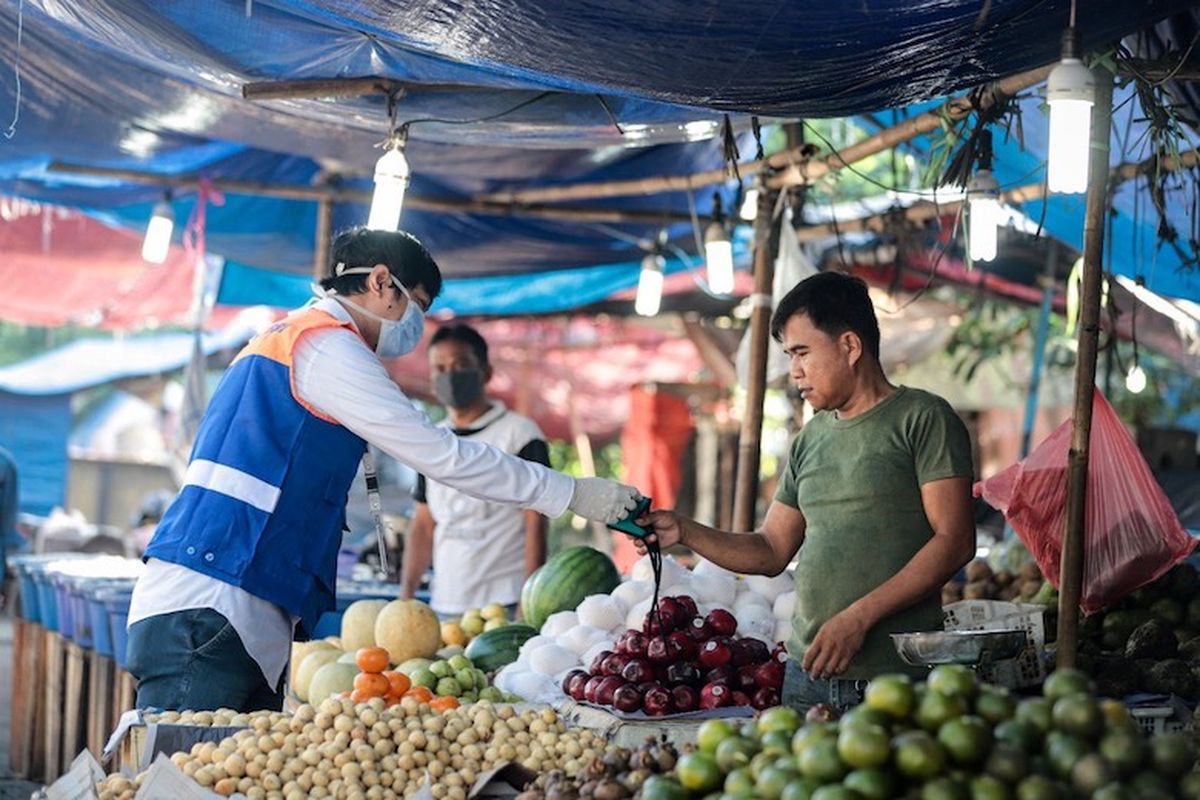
{"left": 145, "top": 309, "right": 367, "bottom": 637}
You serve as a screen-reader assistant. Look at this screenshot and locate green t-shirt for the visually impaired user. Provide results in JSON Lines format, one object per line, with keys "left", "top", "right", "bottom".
{"left": 775, "top": 386, "right": 974, "bottom": 678}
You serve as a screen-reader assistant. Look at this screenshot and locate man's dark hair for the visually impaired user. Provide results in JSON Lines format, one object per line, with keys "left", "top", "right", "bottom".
{"left": 429, "top": 323, "right": 489, "bottom": 367}
{"left": 769, "top": 272, "right": 880, "bottom": 359}
{"left": 320, "top": 227, "right": 443, "bottom": 300}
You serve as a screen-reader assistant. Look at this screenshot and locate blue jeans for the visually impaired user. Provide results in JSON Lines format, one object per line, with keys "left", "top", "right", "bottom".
{"left": 781, "top": 658, "right": 870, "bottom": 711}
{"left": 127, "top": 608, "right": 283, "bottom": 712}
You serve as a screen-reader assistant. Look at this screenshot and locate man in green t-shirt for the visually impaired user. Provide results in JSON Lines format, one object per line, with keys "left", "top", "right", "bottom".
{"left": 638, "top": 272, "right": 974, "bottom": 708}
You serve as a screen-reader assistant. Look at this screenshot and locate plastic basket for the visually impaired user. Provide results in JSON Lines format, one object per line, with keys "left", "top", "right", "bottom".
{"left": 70, "top": 577, "right": 97, "bottom": 648}
{"left": 89, "top": 590, "right": 114, "bottom": 657}
{"left": 103, "top": 591, "right": 133, "bottom": 670}
{"left": 54, "top": 574, "right": 77, "bottom": 641}
{"left": 15, "top": 562, "right": 41, "bottom": 622}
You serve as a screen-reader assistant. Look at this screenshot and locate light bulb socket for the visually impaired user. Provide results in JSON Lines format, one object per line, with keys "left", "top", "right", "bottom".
{"left": 1059, "top": 26, "right": 1081, "bottom": 60}
{"left": 150, "top": 201, "right": 174, "bottom": 222}
{"left": 967, "top": 169, "right": 1000, "bottom": 199}
{"left": 704, "top": 220, "right": 730, "bottom": 246}
{"left": 1047, "top": 42, "right": 1094, "bottom": 105}
{"left": 641, "top": 252, "right": 664, "bottom": 273}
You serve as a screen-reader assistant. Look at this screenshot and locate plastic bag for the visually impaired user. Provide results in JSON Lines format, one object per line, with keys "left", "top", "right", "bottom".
{"left": 975, "top": 389, "right": 1195, "bottom": 614}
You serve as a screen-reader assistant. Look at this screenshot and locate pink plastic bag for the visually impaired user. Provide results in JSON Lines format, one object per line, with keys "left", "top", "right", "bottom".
{"left": 975, "top": 389, "right": 1195, "bottom": 614}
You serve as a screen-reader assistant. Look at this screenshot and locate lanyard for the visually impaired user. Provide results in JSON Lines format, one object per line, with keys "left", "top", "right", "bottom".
{"left": 361, "top": 451, "right": 391, "bottom": 575}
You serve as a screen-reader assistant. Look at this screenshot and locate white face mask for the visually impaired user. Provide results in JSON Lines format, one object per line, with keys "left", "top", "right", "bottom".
{"left": 315, "top": 265, "right": 426, "bottom": 358}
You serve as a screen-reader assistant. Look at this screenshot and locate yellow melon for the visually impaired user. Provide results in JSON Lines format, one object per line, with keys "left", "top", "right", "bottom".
{"left": 374, "top": 599, "right": 442, "bottom": 665}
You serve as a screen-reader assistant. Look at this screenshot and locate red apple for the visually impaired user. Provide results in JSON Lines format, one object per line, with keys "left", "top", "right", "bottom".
{"left": 589, "top": 650, "right": 614, "bottom": 674}
{"left": 731, "top": 638, "right": 770, "bottom": 667}
{"left": 671, "top": 684, "right": 699, "bottom": 712}
{"left": 657, "top": 597, "right": 689, "bottom": 628}
{"left": 643, "top": 685, "right": 673, "bottom": 716}
{"left": 646, "top": 635, "right": 672, "bottom": 664}
{"left": 698, "top": 638, "right": 733, "bottom": 669}
{"left": 752, "top": 687, "right": 781, "bottom": 710}
{"left": 621, "top": 658, "right": 655, "bottom": 685}
{"left": 699, "top": 682, "right": 732, "bottom": 710}
{"left": 736, "top": 664, "right": 759, "bottom": 691}
{"left": 666, "top": 630, "right": 698, "bottom": 661}
{"left": 563, "top": 669, "right": 590, "bottom": 700}
{"left": 704, "top": 664, "right": 737, "bottom": 686}
{"left": 665, "top": 662, "right": 701, "bottom": 687}
{"left": 583, "top": 675, "right": 606, "bottom": 704}
{"left": 643, "top": 608, "right": 676, "bottom": 636}
{"left": 688, "top": 616, "right": 713, "bottom": 641}
{"left": 601, "top": 653, "right": 629, "bottom": 677}
{"left": 705, "top": 608, "right": 737, "bottom": 637}
{"left": 612, "top": 683, "right": 642, "bottom": 713}
{"left": 617, "top": 630, "right": 648, "bottom": 658}
{"left": 732, "top": 690, "right": 752, "bottom": 706}
{"left": 596, "top": 675, "right": 625, "bottom": 706}
{"left": 671, "top": 595, "right": 699, "bottom": 619}
{"left": 636, "top": 681, "right": 660, "bottom": 695}
{"left": 753, "top": 659, "right": 785, "bottom": 690}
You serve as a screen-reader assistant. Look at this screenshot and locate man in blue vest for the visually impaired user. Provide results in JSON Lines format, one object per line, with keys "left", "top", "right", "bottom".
{"left": 127, "top": 228, "right": 641, "bottom": 712}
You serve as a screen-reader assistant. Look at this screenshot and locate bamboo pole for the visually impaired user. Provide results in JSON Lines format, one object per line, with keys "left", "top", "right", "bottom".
{"left": 313, "top": 196, "right": 334, "bottom": 280}
{"left": 44, "top": 162, "right": 710, "bottom": 226}
{"left": 477, "top": 64, "right": 1053, "bottom": 204}
{"left": 731, "top": 185, "right": 783, "bottom": 532}
{"left": 1057, "top": 71, "right": 1114, "bottom": 670}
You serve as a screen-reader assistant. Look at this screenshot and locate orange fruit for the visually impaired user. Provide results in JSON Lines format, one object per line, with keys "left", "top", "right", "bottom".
{"left": 354, "top": 672, "right": 391, "bottom": 697}
{"left": 405, "top": 686, "right": 434, "bottom": 703}
{"left": 350, "top": 687, "right": 374, "bottom": 704}
{"left": 429, "top": 696, "right": 460, "bottom": 712}
{"left": 383, "top": 670, "right": 411, "bottom": 697}
{"left": 385, "top": 692, "right": 401, "bottom": 707}
{"left": 355, "top": 647, "right": 390, "bottom": 674}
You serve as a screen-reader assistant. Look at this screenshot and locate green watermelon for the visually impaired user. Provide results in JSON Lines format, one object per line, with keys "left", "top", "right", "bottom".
{"left": 520, "top": 546, "right": 621, "bottom": 631}
{"left": 464, "top": 623, "right": 538, "bottom": 672}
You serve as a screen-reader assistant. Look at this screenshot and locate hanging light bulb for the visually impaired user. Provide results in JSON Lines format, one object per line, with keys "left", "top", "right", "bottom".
{"left": 967, "top": 169, "right": 1001, "bottom": 262}
{"left": 636, "top": 251, "right": 664, "bottom": 316}
{"left": 141, "top": 198, "right": 174, "bottom": 264}
{"left": 1125, "top": 363, "right": 1147, "bottom": 394}
{"left": 1047, "top": 25, "right": 1095, "bottom": 194}
{"left": 367, "top": 133, "right": 410, "bottom": 231}
{"left": 705, "top": 192, "right": 734, "bottom": 294}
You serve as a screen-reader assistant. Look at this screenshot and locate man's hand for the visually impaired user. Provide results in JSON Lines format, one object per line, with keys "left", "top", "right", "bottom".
{"left": 632, "top": 509, "right": 685, "bottom": 555}
{"left": 568, "top": 477, "right": 641, "bottom": 524}
{"left": 802, "top": 607, "right": 871, "bottom": 680}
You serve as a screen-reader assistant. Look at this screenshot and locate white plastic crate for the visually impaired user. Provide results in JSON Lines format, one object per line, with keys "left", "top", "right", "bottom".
{"left": 1129, "top": 695, "right": 1192, "bottom": 735}
{"left": 943, "top": 601, "right": 1048, "bottom": 645}
{"left": 943, "top": 600, "right": 1049, "bottom": 688}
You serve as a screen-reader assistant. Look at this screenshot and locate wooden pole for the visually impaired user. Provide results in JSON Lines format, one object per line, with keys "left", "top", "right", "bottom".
{"left": 1057, "top": 70, "right": 1114, "bottom": 669}
{"left": 731, "top": 185, "right": 783, "bottom": 532}
{"left": 44, "top": 162, "right": 710, "bottom": 226}
{"left": 477, "top": 64, "right": 1053, "bottom": 204}
{"left": 313, "top": 196, "right": 334, "bottom": 280}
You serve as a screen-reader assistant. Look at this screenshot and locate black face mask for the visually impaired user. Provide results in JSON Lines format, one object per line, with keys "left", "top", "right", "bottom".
{"left": 433, "top": 369, "right": 485, "bottom": 409}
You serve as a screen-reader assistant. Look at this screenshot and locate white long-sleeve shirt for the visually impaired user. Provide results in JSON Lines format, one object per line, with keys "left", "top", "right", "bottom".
{"left": 130, "top": 299, "right": 574, "bottom": 688}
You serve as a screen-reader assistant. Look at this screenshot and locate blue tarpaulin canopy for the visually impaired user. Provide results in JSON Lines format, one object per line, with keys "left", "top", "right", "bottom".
{"left": 0, "top": 0, "right": 1197, "bottom": 313}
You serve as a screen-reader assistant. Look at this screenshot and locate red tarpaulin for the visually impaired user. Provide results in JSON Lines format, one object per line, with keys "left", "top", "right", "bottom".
{"left": 0, "top": 203, "right": 246, "bottom": 331}
{"left": 613, "top": 385, "right": 694, "bottom": 573}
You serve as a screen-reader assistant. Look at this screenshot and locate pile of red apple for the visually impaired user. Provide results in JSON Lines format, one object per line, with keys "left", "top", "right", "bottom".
{"left": 560, "top": 594, "right": 787, "bottom": 716}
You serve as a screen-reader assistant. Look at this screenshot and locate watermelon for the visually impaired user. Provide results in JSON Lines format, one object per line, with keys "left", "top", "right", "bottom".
{"left": 520, "top": 546, "right": 621, "bottom": 631}
{"left": 464, "top": 623, "right": 538, "bottom": 672}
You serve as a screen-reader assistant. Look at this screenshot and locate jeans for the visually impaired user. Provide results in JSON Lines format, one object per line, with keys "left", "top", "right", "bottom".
{"left": 781, "top": 658, "right": 870, "bottom": 711}
{"left": 127, "top": 608, "right": 283, "bottom": 712}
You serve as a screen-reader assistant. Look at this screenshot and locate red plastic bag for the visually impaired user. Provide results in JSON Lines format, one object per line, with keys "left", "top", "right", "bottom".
{"left": 975, "top": 389, "right": 1195, "bottom": 614}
